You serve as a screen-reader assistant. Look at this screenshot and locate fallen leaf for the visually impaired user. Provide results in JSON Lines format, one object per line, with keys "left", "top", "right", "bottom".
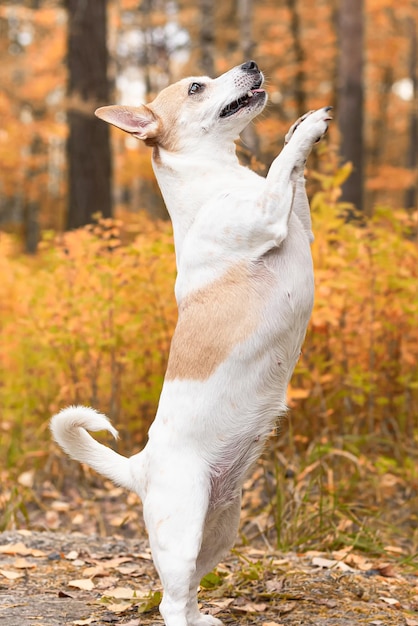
{"left": 304, "top": 550, "right": 323, "bottom": 558}
{"left": 0, "top": 542, "right": 29, "bottom": 556}
{"left": 200, "top": 572, "right": 224, "bottom": 589}
{"left": 13, "top": 557, "right": 36, "bottom": 569}
{"left": 406, "top": 619, "right": 418, "bottom": 626}
{"left": 379, "top": 596, "right": 401, "bottom": 607}
{"left": 73, "top": 619, "right": 95, "bottom": 625}
{"left": 105, "top": 602, "right": 133, "bottom": 613}
{"left": 384, "top": 545, "right": 404, "bottom": 555}
{"left": 316, "top": 598, "right": 338, "bottom": 608}
{"left": 133, "top": 551, "right": 153, "bottom": 561}
{"left": 343, "top": 553, "right": 373, "bottom": 571}
{"left": 102, "top": 556, "right": 133, "bottom": 568}
{"left": 51, "top": 500, "right": 70, "bottom": 512}
{"left": 266, "top": 579, "right": 285, "bottom": 593}
{"left": 0, "top": 542, "right": 46, "bottom": 558}
{"left": 233, "top": 602, "right": 267, "bottom": 613}
{"left": 109, "top": 515, "right": 130, "bottom": 527}
{"left": 262, "top": 622, "right": 284, "bottom": 626}
{"left": 375, "top": 563, "right": 397, "bottom": 577}
{"left": 210, "top": 599, "right": 234, "bottom": 609}
{"left": 82, "top": 565, "right": 107, "bottom": 578}
{"left": 312, "top": 556, "right": 353, "bottom": 572}
{"left": 18, "top": 470, "right": 35, "bottom": 488}
{"left": 116, "top": 564, "right": 143, "bottom": 576}
{"left": 277, "top": 602, "right": 297, "bottom": 615}
{"left": 68, "top": 578, "right": 95, "bottom": 591}
{"left": 104, "top": 587, "right": 138, "bottom": 599}
{"left": 45, "top": 510, "right": 60, "bottom": 529}
{"left": 137, "top": 590, "right": 162, "bottom": 613}
{"left": 0, "top": 569, "right": 25, "bottom": 580}
{"left": 95, "top": 576, "right": 119, "bottom": 590}
{"left": 65, "top": 550, "right": 79, "bottom": 561}
{"left": 332, "top": 548, "right": 353, "bottom": 561}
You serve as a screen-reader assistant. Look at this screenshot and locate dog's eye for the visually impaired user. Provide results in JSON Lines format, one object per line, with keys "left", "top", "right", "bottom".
{"left": 188, "top": 82, "right": 204, "bottom": 95}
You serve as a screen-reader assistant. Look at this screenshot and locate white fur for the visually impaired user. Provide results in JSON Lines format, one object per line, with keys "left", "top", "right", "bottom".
{"left": 50, "top": 62, "right": 331, "bottom": 626}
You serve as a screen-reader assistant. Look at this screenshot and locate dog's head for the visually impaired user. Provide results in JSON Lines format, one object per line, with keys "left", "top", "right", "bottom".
{"left": 95, "top": 61, "right": 267, "bottom": 153}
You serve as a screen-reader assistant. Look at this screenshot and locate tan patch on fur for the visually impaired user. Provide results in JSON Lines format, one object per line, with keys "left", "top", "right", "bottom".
{"left": 165, "top": 261, "right": 273, "bottom": 381}
{"left": 148, "top": 82, "right": 188, "bottom": 152}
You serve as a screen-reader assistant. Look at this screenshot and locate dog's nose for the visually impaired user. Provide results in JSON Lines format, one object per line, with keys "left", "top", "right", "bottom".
{"left": 241, "top": 60, "right": 259, "bottom": 73}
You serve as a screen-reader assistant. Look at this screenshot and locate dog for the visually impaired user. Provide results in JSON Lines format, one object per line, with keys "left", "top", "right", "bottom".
{"left": 50, "top": 61, "right": 331, "bottom": 626}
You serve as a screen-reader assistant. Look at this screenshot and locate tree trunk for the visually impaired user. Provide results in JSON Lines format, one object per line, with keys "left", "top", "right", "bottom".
{"left": 338, "top": 0, "right": 364, "bottom": 214}
{"left": 405, "top": 18, "right": 417, "bottom": 210}
{"left": 199, "top": 0, "right": 215, "bottom": 76}
{"left": 238, "top": 0, "right": 259, "bottom": 159}
{"left": 23, "top": 135, "right": 43, "bottom": 254}
{"left": 285, "top": 0, "right": 306, "bottom": 116}
{"left": 66, "top": 0, "right": 112, "bottom": 229}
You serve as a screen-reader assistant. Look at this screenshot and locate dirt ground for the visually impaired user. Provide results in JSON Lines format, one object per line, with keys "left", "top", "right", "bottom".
{"left": 1, "top": 530, "right": 417, "bottom": 626}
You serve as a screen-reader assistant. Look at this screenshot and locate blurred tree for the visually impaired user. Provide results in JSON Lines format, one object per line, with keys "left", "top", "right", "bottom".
{"left": 405, "top": 16, "right": 417, "bottom": 209}
{"left": 66, "top": 0, "right": 112, "bottom": 229}
{"left": 1, "top": 0, "right": 417, "bottom": 233}
{"left": 199, "top": 0, "right": 214, "bottom": 75}
{"left": 238, "top": 0, "right": 259, "bottom": 159}
{"left": 285, "top": 0, "right": 306, "bottom": 116}
{"left": 338, "top": 0, "right": 364, "bottom": 214}
{"left": 23, "top": 135, "right": 42, "bottom": 254}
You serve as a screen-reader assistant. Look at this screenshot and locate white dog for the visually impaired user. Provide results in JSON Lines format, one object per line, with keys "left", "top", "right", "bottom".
{"left": 50, "top": 61, "right": 331, "bottom": 626}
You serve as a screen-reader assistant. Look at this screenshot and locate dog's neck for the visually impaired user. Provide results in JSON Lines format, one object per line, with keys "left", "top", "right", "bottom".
{"left": 151, "top": 140, "right": 256, "bottom": 263}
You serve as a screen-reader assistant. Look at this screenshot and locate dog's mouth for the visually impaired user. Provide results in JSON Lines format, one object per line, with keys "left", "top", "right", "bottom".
{"left": 220, "top": 79, "right": 266, "bottom": 119}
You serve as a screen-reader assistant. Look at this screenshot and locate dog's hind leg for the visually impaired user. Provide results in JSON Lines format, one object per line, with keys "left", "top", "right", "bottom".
{"left": 142, "top": 458, "right": 211, "bottom": 626}
{"left": 185, "top": 496, "right": 242, "bottom": 626}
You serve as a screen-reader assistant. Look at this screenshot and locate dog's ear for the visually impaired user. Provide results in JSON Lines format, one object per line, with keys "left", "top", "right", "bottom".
{"left": 95, "top": 105, "right": 159, "bottom": 141}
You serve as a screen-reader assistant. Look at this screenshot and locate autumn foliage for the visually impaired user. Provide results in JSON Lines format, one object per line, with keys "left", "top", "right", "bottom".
{"left": 0, "top": 215, "right": 176, "bottom": 469}
{"left": 0, "top": 167, "right": 417, "bottom": 486}
{"left": 294, "top": 165, "right": 418, "bottom": 440}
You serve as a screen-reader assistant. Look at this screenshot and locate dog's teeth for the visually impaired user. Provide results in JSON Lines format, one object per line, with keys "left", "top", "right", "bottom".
{"left": 247, "top": 91, "right": 253, "bottom": 98}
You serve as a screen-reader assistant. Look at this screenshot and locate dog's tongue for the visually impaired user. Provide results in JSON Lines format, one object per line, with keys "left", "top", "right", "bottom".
{"left": 247, "top": 88, "right": 265, "bottom": 97}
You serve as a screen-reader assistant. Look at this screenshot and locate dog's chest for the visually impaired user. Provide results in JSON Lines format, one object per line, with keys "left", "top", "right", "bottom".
{"left": 168, "top": 214, "right": 314, "bottom": 382}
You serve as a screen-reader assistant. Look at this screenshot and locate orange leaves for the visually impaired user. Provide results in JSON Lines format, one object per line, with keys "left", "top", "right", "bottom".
{"left": 289, "top": 171, "right": 418, "bottom": 438}
{"left": 367, "top": 166, "right": 417, "bottom": 191}
{"left": 1, "top": 188, "right": 418, "bottom": 474}
{"left": 0, "top": 215, "right": 176, "bottom": 463}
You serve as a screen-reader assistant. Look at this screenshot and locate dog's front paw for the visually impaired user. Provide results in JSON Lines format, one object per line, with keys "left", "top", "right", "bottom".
{"left": 285, "top": 107, "right": 332, "bottom": 146}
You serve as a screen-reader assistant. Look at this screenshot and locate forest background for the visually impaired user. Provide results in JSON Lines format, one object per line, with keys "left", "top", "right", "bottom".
{"left": 0, "top": 0, "right": 417, "bottom": 566}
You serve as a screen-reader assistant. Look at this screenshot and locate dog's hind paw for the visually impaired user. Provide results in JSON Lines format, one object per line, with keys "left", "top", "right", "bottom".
{"left": 191, "top": 614, "right": 223, "bottom": 626}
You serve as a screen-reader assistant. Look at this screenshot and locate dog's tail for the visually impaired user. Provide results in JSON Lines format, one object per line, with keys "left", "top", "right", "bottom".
{"left": 50, "top": 406, "right": 134, "bottom": 491}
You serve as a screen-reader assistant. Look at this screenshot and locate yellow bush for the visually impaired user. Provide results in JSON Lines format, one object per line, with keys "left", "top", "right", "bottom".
{"left": 291, "top": 165, "right": 418, "bottom": 443}
{"left": 0, "top": 215, "right": 176, "bottom": 466}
